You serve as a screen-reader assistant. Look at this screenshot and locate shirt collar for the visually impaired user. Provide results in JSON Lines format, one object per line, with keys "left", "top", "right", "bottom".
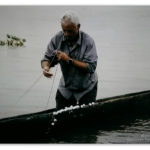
{"left": 62, "top": 31, "right": 81, "bottom": 46}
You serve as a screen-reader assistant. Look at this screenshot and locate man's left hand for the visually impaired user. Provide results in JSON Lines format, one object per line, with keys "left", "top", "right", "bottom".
{"left": 55, "top": 50, "right": 70, "bottom": 62}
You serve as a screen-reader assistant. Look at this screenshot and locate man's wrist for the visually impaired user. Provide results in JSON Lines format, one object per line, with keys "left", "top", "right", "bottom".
{"left": 68, "top": 58, "right": 74, "bottom": 65}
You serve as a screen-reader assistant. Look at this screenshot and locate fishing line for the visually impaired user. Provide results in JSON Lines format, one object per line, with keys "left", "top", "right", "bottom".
{"left": 13, "top": 51, "right": 57, "bottom": 106}
{"left": 45, "top": 64, "right": 58, "bottom": 109}
{"left": 13, "top": 73, "right": 43, "bottom": 106}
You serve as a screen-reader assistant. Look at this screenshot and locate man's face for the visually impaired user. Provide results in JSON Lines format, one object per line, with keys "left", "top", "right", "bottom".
{"left": 61, "top": 20, "right": 80, "bottom": 42}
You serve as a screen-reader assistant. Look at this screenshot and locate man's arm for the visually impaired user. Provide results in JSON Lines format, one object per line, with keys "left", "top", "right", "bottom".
{"left": 56, "top": 51, "right": 88, "bottom": 70}
{"left": 41, "top": 34, "right": 59, "bottom": 78}
{"left": 55, "top": 38, "right": 98, "bottom": 73}
{"left": 72, "top": 59, "right": 87, "bottom": 70}
{"left": 81, "top": 39, "right": 98, "bottom": 73}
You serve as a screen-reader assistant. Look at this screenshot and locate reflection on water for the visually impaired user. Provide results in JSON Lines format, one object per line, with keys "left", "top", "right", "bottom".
{"left": 42, "top": 114, "right": 150, "bottom": 144}
{"left": 97, "top": 116, "right": 150, "bottom": 144}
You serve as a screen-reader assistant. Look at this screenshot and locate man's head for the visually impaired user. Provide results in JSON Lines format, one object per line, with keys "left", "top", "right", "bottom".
{"left": 61, "top": 11, "right": 80, "bottom": 42}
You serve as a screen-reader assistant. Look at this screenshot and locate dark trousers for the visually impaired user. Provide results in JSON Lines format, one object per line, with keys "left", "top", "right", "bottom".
{"left": 55, "top": 82, "right": 98, "bottom": 110}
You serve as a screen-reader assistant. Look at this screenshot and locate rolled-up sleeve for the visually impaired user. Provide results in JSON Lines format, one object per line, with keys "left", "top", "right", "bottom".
{"left": 41, "top": 38, "right": 58, "bottom": 67}
{"left": 82, "top": 40, "right": 98, "bottom": 73}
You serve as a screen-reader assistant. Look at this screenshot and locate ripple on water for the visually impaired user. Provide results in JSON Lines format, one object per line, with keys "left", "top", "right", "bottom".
{"left": 96, "top": 116, "right": 150, "bottom": 144}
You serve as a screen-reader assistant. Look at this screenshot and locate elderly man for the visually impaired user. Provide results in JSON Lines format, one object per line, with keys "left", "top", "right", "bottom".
{"left": 41, "top": 11, "right": 98, "bottom": 109}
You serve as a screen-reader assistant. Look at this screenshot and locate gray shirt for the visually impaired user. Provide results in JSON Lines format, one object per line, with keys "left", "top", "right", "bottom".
{"left": 41, "top": 30, "right": 98, "bottom": 102}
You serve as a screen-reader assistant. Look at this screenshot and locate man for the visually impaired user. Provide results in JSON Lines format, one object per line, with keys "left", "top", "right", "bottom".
{"left": 41, "top": 11, "right": 98, "bottom": 110}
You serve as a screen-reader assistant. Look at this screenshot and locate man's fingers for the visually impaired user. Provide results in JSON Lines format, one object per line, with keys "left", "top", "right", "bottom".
{"left": 57, "top": 55, "right": 61, "bottom": 61}
{"left": 56, "top": 50, "right": 61, "bottom": 54}
{"left": 55, "top": 50, "right": 68, "bottom": 61}
{"left": 43, "top": 70, "right": 53, "bottom": 75}
{"left": 44, "top": 73, "right": 53, "bottom": 78}
{"left": 55, "top": 50, "right": 61, "bottom": 55}
{"left": 55, "top": 51, "right": 60, "bottom": 59}
{"left": 43, "top": 70, "right": 53, "bottom": 78}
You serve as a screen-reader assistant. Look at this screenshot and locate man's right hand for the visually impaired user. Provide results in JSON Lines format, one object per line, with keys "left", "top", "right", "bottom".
{"left": 43, "top": 66, "right": 53, "bottom": 78}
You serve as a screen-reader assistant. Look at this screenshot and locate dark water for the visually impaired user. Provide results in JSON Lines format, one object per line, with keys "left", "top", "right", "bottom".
{"left": 41, "top": 114, "right": 150, "bottom": 144}
{"left": 7, "top": 113, "right": 148, "bottom": 144}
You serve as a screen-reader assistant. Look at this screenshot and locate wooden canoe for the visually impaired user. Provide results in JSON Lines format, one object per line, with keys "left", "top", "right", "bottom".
{"left": 0, "top": 90, "right": 150, "bottom": 142}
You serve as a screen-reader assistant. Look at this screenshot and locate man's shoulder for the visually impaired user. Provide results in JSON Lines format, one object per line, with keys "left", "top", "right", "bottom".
{"left": 81, "top": 31, "right": 95, "bottom": 46}
{"left": 51, "top": 31, "right": 63, "bottom": 41}
{"left": 49, "top": 31, "right": 64, "bottom": 47}
{"left": 55, "top": 31, "right": 64, "bottom": 37}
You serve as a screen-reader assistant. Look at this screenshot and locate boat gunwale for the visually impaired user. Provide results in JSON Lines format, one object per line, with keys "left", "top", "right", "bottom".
{"left": 0, "top": 90, "right": 150, "bottom": 122}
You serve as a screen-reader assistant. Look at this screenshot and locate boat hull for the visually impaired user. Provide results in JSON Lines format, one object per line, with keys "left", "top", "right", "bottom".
{"left": 0, "top": 90, "right": 150, "bottom": 142}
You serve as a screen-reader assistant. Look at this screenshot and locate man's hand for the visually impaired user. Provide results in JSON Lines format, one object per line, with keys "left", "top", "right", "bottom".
{"left": 55, "top": 51, "right": 70, "bottom": 62}
{"left": 43, "top": 66, "right": 53, "bottom": 78}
